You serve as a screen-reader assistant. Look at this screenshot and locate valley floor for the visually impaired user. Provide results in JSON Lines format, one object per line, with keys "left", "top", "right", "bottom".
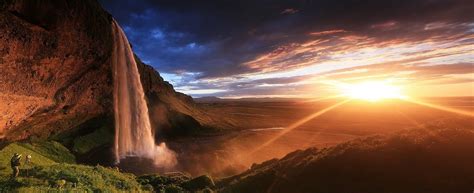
{"left": 168, "top": 97, "right": 473, "bottom": 177}
{"left": 0, "top": 97, "right": 472, "bottom": 192}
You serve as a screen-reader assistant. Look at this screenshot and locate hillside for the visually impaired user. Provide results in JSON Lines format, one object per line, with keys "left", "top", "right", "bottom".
{"left": 218, "top": 120, "right": 474, "bottom": 193}
{"left": 0, "top": 141, "right": 215, "bottom": 192}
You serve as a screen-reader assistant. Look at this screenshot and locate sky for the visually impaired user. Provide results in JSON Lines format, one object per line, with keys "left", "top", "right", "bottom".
{"left": 99, "top": 0, "right": 474, "bottom": 98}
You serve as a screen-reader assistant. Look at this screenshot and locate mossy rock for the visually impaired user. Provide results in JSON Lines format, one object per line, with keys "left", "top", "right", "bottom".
{"left": 138, "top": 172, "right": 191, "bottom": 192}
{"left": 164, "top": 184, "right": 186, "bottom": 193}
{"left": 198, "top": 187, "right": 215, "bottom": 193}
{"left": 141, "top": 183, "right": 154, "bottom": 191}
{"left": 181, "top": 175, "right": 215, "bottom": 191}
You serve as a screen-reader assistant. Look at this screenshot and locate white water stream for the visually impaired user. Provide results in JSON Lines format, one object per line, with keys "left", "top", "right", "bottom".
{"left": 111, "top": 20, "right": 176, "bottom": 169}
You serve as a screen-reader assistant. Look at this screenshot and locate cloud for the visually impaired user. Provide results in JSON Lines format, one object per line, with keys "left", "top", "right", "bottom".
{"left": 99, "top": 0, "right": 474, "bottom": 97}
{"left": 309, "top": 30, "right": 347, "bottom": 36}
{"left": 280, "top": 8, "right": 298, "bottom": 15}
{"left": 370, "top": 21, "right": 399, "bottom": 30}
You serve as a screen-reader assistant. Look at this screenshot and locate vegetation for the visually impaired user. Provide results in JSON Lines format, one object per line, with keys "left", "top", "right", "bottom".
{"left": 218, "top": 127, "right": 474, "bottom": 193}
{"left": 19, "top": 141, "right": 75, "bottom": 164}
{"left": 71, "top": 125, "right": 113, "bottom": 154}
{"left": 136, "top": 173, "right": 215, "bottom": 192}
{"left": 0, "top": 164, "right": 142, "bottom": 192}
{"left": 0, "top": 141, "right": 142, "bottom": 192}
{"left": 0, "top": 142, "right": 73, "bottom": 176}
{"left": 0, "top": 141, "right": 217, "bottom": 192}
{"left": 181, "top": 175, "right": 215, "bottom": 191}
{"left": 50, "top": 115, "right": 115, "bottom": 156}
{"left": 137, "top": 172, "right": 190, "bottom": 192}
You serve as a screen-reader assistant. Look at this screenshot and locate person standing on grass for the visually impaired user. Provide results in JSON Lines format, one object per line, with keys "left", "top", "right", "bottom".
{"left": 25, "top": 154, "right": 31, "bottom": 176}
{"left": 10, "top": 153, "right": 21, "bottom": 178}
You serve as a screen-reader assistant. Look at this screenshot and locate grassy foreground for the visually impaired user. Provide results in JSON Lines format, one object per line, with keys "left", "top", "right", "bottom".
{"left": 0, "top": 141, "right": 215, "bottom": 192}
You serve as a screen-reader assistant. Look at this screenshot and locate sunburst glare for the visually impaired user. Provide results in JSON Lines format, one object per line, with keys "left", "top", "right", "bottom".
{"left": 338, "top": 80, "right": 406, "bottom": 101}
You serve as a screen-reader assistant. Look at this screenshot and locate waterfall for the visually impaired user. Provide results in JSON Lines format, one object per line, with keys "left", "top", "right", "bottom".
{"left": 111, "top": 20, "right": 177, "bottom": 169}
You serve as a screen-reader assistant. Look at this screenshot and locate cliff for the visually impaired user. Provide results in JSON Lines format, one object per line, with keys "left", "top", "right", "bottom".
{"left": 0, "top": 0, "right": 216, "bottom": 158}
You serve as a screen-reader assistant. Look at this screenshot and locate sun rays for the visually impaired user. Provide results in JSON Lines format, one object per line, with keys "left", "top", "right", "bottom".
{"left": 247, "top": 80, "right": 472, "bottom": 158}
{"left": 325, "top": 79, "right": 406, "bottom": 102}
{"left": 402, "top": 97, "right": 474, "bottom": 117}
{"left": 248, "top": 99, "right": 351, "bottom": 155}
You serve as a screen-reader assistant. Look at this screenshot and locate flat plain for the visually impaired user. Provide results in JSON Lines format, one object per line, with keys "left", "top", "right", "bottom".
{"left": 166, "top": 97, "right": 474, "bottom": 177}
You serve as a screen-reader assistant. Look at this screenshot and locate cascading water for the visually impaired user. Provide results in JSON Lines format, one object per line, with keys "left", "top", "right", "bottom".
{"left": 111, "top": 20, "right": 177, "bottom": 169}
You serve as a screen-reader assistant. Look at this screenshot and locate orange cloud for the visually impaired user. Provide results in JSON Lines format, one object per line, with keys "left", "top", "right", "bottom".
{"left": 309, "top": 30, "right": 347, "bottom": 36}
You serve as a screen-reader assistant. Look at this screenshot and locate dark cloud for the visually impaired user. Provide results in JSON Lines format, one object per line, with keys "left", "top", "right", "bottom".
{"left": 98, "top": 0, "right": 473, "bottom": 97}
{"left": 99, "top": 0, "right": 473, "bottom": 77}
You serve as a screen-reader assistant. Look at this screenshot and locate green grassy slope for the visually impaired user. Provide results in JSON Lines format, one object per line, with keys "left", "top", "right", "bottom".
{"left": 8, "top": 164, "right": 142, "bottom": 192}
{"left": 0, "top": 141, "right": 74, "bottom": 176}
{"left": 0, "top": 141, "right": 143, "bottom": 192}
{"left": 0, "top": 141, "right": 216, "bottom": 192}
{"left": 71, "top": 125, "right": 113, "bottom": 154}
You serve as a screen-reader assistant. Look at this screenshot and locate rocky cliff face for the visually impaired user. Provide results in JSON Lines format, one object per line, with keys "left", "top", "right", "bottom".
{"left": 0, "top": 0, "right": 114, "bottom": 141}
{"left": 0, "top": 0, "right": 213, "bottom": 148}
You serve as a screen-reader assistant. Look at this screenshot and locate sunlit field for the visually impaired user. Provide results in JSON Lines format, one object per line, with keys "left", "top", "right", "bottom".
{"left": 167, "top": 97, "right": 474, "bottom": 176}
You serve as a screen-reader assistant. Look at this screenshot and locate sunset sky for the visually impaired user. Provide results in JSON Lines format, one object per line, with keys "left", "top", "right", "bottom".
{"left": 100, "top": 0, "right": 474, "bottom": 98}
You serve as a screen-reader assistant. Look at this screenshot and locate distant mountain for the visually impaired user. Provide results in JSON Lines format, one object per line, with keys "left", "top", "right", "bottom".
{"left": 195, "top": 96, "right": 305, "bottom": 103}
{"left": 194, "top": 96, "right": 223, "bottom": 102}
{"left": 218, "top": 122, "right": 474, "bottom": 193}
{"left": 229, "top": 97, "right": 303, "bottom": 102}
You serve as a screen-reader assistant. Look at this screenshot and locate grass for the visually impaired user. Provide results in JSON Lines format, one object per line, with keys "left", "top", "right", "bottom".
{"left": 0, "top": 142, "right": 72, "bottom": 176}
{"left": 19, "top": 141, "right": 75, "bottom": 164}
{"left": 49, "top": 115, "right": 115, "bottom": 156}
{"left": 218, "top": 127, "right": 474, "bottom": 193}
{"left": 0, "top": 141, "right": 216, "bottom": 192}
{"left": 71, "top": 125, "right": 113, "bottom": 154}
{"left": 0, "top": 141, "right": 145, "bottom": 192}
{"left": 0, "top": 164, "right": 144, "bottom": 192}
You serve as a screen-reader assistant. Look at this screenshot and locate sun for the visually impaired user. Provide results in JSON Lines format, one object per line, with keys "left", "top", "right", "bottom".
{"left": 339, "top": 81, "right": 405, "bottom": 102}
